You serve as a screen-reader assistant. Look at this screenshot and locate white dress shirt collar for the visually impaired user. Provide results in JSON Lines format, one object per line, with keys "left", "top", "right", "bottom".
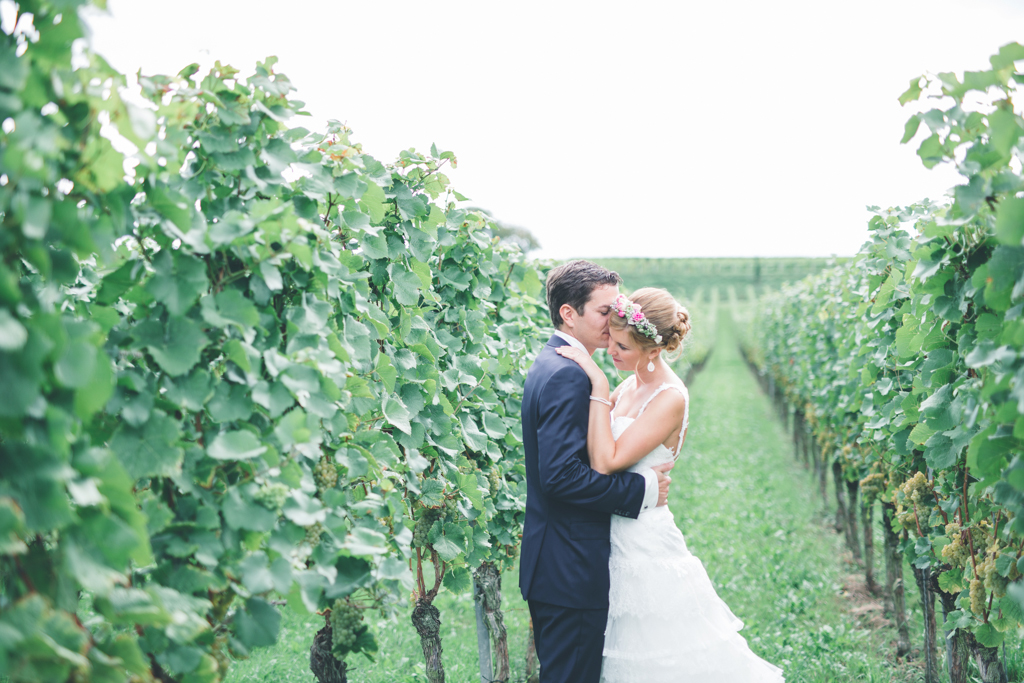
{"left": 553, "top": 330, "right": 589, "bottom": 354}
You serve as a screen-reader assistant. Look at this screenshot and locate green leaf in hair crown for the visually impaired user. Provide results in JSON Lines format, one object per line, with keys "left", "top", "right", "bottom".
{"left": 613, "top": 294, "right": 662, "bottom": 344}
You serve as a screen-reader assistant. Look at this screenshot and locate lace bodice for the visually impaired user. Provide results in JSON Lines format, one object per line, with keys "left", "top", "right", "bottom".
{"left": 609, "top": 377, "right": 689, "bottom": 473}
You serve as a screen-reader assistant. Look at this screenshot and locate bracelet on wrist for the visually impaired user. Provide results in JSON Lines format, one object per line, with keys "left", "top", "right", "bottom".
{"left": 589, "top": 396, "right": 613, "bottom": 407}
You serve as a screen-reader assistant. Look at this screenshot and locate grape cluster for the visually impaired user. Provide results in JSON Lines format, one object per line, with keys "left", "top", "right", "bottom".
{"left": 314, "top": 455, "right": 338, "bottom": 494}
{"left": 413, "top": 509, "right": 440, "bottom": 548}
{"left": 900, "top": 471, "right": 930, "bottom": 505}
{"left": 940, "top": 523, "right": 971, "bottom": 568}
{"left": 894, "top": 472, "right": 933, "bottom": 533}
{"left": 254, "top": 482, "right": 289, "bottom": 514}
{"left": 859, "top": 472, "right": 885, "bottom": 502}
{"left": 304, "top": 522, "right": 325, "bottom": 547}
{"left": 488, "top": 469, "right": 501, "bottom": 496}
{"left": 444, "top": 495, "right": 458, "bottom": 514}
{"left": 977, "top": 544, "right": 1016, "bottom": 599}
{"left": 329, "top": 599, "right": 364, "bottom": 656}
{"left": 894, "top": 506, "right": 917, "bottom": 532}
{"left": 969, "top": 578, "right": 987, "bottom": 615}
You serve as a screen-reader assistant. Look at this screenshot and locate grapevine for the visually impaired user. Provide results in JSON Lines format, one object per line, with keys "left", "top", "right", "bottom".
{"left": 255, "top": 482, "right": 290, "bottom": 513}
{"left": 414, "top": 509, "right": 440, "bottom": 548}
{"left": 0, "top": 5, "right": 539, "bottom": 681}
{"left": 749, "top": 41, "right": 1024, "bottom": 670}
{"left": 304, "top": 522, "right": 326, "bottom": 547}
{"left": 314, "top": 455, "right": 339, "bottom": 494}
{"left": 329, "top": 599, "right": 367, "bottom": 657}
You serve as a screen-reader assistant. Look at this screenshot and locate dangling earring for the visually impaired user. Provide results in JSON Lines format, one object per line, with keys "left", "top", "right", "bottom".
{"left": 647, "top": 358, "right": 655, "bottom": 373}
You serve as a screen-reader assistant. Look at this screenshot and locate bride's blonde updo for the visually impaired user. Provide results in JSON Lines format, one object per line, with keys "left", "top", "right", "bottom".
{"left": 610, "top": 287, "right": 691, "bottom": 355}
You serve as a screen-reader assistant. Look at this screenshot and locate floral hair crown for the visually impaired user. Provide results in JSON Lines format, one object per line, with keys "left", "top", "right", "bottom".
{"left": 613, "top": 294, "right": 662, "bottom": 344}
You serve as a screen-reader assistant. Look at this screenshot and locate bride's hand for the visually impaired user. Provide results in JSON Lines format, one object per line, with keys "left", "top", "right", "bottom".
{"left": 555, "top": 346, "right": 608, "bottom": 390}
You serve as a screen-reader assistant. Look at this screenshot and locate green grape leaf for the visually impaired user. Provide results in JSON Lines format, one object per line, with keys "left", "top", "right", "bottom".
{"left": 221, "top": 488, "right": 278, "bottom": 532}
{"left": 383, "top": 394, "right": 412, "bottom": 435}
{"left": 456, "top": 472, "right": 485, "bottom": 512}
{"left": 995, "top": 553, "right": 1016, "bottom": 578}
{"left": 973, "top": 622, "right": 1004, "bottom": 648}
{"left": 341, "top": 527, "right": 388, "bottom": 556}
{"left": 163, "top": 370, "right": 214, "bottom": 411}
{"left": 238, "top": 552, "right": 275, "bottom": 593}
{"left": 73, "top": 350, "right": 115, "bottom": 419}
{"left": 481, "top": 413, "right": 508, "bottom": 439}
{"left": 233, "top": 598, "right": 280, "bottom": 649}
{"left": 94, "top": 587, "right": 170, "bottom": 626}
{"left": 0, "top": 497, "right": 27, "bottom": 555}
{"left": 428, "top": 522, "right": 465, "bottom": 562}
{"left": 938, "top": 569, "right": 965, "bottom": 594}
{"left": 996, "top": 196, "right": 1024, "bottom": 245}
{"left": 459, "top": 414, "right": 487, "bottom": 453}
{"left": 375, "top": 354, "right": 397, "bottom": 394}
{"left": 999, "top": 592, "right": 1024, "bottom": 626}
{"left": 207, "top": 431, "right": 267, "bottom": 461}
{"left": 134, "top": 316, "right": 210, "bottom": 377}
{"left": 109, "top": 412, "right": 184, "bottom": 480}
{"left": 53, "top": 339, "right": 98, "bottom": 388}
{"left": 282, "top": 491, "right": 326, "bottom": 527}
{"left": 390, "top": 267, "right": 422, "bottom": 306}
{"left": 990, "top": 42, "right": 1024, "bottom": 70}
{"left": 901, "top": 114, "right": 921, "bottom": 144}
{"left": 418, "top": 479, "right": 445, "bottom": 507}
{"left": 325, "top": 556, "right": 373, "bottom": 599}
{"left": 0, "top": 309, "right": 27, "bottom": 351}
{"left": 147, "top": 185, "right": 191, "bottom": 232}
{"left": 899, "top": 77, "right": 924, "bottom": 106}
{"left": 442, "top": 566, "right": 471, "bottom": 594}
{"left": 144, "top": 250, "right": 209, "bottom": 316}
{"left": 200, "top": 289, "right": 259, "bottom": 330}
{"left": 989, "top": 107, "right": 1023, "bottom": 157}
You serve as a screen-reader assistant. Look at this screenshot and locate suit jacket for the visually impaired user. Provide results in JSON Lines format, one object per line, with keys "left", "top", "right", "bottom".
{"left": 519, "top": 335, "right": 646, "bottom": 609}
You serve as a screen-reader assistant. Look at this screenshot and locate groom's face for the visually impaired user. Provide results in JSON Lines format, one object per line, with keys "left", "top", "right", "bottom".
{"left": 572, "top": 284, "right": 620, "bottom": 354}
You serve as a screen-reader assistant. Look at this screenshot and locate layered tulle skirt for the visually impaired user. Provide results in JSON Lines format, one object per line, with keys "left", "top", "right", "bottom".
{"left": 601, "top": 506, "right": 785, "bottom": 683}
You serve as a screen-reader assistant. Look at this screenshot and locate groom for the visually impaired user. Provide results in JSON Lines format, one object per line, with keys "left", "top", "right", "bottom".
{"left": 519, "top": 260, "right": 671, "bottom": 683}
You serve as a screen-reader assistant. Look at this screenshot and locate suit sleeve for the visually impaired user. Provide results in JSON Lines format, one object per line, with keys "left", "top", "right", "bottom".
{"left": 536, "top": 364, "right": 646, "bottom": 518}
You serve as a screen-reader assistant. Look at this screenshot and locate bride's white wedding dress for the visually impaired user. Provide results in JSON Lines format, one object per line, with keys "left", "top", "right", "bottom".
{"left": 601, "top": 377, "right": 785, "bottom": 683}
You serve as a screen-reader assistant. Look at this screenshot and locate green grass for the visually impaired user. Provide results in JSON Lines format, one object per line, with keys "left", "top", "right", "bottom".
{"left": 224, "top": 306, "right": 1020, "bottom": 683}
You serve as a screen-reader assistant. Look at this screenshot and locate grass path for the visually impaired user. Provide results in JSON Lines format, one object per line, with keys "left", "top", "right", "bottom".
{"left": 226, "top": 308, "right": 913, "bottom": 682}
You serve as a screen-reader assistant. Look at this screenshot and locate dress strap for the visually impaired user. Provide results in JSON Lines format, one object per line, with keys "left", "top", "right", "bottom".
{"left": 636, "top": 383, "right": 689, "bottom": 459}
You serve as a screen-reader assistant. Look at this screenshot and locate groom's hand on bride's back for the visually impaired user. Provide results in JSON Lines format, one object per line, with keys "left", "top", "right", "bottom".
{"left": 652, "top": 462, "right": 673, "bottom": 507}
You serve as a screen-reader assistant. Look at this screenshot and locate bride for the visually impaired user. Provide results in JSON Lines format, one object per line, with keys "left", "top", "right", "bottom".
{"left": 555, "top": 287, "right": 784, "bottom": 683}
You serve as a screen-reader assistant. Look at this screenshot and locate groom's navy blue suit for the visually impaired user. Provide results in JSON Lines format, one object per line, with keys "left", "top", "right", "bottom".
{"left": 520, "top": 335, "right": 647, "bottom": 683}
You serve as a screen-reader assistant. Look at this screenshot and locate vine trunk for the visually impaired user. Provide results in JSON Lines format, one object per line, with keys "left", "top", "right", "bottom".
{"left": 413, "top": 596, "right": 446, "bottom": 683}
{"left": 310, "top": 616, "right": 348, "bottom": 683}
{"left": 881, "top": 502, "right": 911, "bottom": 656}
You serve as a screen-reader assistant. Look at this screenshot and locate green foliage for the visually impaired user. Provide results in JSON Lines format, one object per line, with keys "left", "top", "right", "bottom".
{"left": 596, "top": 257, "right": 839, "bottom": 303}
{"left": 328, "top": 598, "right": 376, "bottom": 660}
{"left": 224, "top": 311, "right": 938, "bottom": 683}
{"left": 751, "top": 43, "right": 1024, "bottom": 643}
{"left": 0, "top": 3, "right": 549, "bottom": 681}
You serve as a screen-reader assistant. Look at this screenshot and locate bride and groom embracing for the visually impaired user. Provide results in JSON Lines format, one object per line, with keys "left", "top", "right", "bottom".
{"left": 518, "top": 260, "right": 784, "bottom": 683}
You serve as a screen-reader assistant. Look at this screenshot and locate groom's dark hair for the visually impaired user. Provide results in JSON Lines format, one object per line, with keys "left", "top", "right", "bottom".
{"left": 546, "top": 260, "right": 622, "bottom": 329}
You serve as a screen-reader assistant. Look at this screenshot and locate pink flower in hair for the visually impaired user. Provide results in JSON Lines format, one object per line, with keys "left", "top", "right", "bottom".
{"left": 632, "top": 311, "right": 643, "bottom": 322}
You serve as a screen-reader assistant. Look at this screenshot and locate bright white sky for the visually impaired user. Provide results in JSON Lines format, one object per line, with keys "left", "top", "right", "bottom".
{"left": 83, "top": 1, "right": 1024, "bottom": 260}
